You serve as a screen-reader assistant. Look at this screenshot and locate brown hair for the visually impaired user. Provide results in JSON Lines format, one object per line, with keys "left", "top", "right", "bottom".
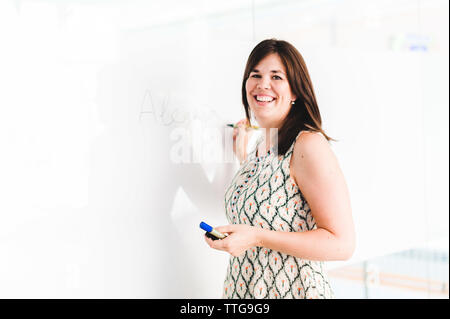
{"left": 242, "top": 38, "right": 335, "bottom": 155}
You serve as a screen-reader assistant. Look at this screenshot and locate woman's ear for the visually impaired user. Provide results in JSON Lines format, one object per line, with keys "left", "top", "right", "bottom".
{"left": 291, "top": 95, "right": 297, "bottom": 104}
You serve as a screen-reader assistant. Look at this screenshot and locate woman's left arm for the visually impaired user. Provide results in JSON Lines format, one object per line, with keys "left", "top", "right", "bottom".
{"left": 205, "top": 132, "right": 355, "bottom": 261}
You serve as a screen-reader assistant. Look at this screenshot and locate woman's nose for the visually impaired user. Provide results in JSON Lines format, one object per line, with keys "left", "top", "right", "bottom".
{"left": 256, "top": 76, "right": 271, "bottom": 89}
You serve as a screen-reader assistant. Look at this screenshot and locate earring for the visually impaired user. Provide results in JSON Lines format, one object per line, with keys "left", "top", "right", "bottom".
{"left": 291, "top": 100, "right": 295, "bottom": 105}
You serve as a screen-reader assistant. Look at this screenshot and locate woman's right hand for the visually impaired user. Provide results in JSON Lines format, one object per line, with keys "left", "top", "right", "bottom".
{"left": 232, "top": 119, "right": 251, "bottom": 164}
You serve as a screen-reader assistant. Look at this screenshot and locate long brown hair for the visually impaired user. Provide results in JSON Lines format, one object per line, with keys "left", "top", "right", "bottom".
{"left": 242, "top": 39, "right": 335, "bottom": 155}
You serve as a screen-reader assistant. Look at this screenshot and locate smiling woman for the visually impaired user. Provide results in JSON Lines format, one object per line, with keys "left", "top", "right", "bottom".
{"left": 242, "top": 39, "right": 335, "bottom": 156}
{"left": 204, "top": 39, "right": 355, "bottom": 299}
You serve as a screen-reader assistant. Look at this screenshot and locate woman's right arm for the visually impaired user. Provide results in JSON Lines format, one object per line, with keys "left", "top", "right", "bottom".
{"left": 232, "top": 118, "right": 251, "bottom": 164}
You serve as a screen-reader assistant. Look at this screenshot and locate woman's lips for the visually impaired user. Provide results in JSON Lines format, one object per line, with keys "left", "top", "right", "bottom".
{"left": 253, "top": 95, "right": 276, "bottom": 106}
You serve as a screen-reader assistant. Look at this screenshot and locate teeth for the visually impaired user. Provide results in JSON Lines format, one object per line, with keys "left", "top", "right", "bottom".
{"left": 256, "top": 96, "right": 274, "bottom": 102}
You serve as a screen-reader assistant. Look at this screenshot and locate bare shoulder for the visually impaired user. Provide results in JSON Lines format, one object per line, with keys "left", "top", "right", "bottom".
{"left": 293, "top": 131, "right": 332, "bottom": 162}
{"left": 297, "top": 130, "right": 329, "bottom": 150}
{"left": 290, "top": 131, "right": 339, "bottom": 184}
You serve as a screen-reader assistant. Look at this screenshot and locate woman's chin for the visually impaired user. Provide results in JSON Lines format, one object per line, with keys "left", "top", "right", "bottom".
{"left": 253, "top": 117, "right": 273, "bottom": 128}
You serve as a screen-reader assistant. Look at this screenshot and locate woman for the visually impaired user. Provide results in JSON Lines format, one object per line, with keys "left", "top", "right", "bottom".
{"left": 204, "top": 39, "right": 355, "bottom": 299}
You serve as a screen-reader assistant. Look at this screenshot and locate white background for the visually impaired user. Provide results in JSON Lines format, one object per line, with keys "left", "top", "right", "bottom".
{"left": 0, "top": 0, "right": 448, "bottom": 298}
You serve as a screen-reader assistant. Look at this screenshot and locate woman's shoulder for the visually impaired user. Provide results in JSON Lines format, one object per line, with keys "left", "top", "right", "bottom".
{"left": 290, "top": 130, "right": 335, "bottom": 174}
{"left": 294, "top": 130, "right": 329, "bottom": 152}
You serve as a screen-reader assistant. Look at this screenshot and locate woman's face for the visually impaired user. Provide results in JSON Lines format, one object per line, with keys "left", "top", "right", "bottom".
{"left": 246, "top": 53, "right": 296, "bottom": 128}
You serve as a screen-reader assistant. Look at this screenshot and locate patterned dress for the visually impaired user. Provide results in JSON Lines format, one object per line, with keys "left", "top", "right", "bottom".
{"left": 222, "top": 130, "right": 334, "bottom": 299}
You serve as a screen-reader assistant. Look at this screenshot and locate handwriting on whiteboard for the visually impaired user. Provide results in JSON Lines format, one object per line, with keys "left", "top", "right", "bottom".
{"left": 138, "top": 89, "right": 220, "bottom": 127}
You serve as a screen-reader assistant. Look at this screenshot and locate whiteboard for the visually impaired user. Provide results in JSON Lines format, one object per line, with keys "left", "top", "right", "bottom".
{"left": 0, "top": 0, "right": 448, "bottom": 298}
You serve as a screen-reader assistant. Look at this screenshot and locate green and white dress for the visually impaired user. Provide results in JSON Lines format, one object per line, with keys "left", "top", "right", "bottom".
{"left": 222, "top": 131, "right": 334, "bottom": 299}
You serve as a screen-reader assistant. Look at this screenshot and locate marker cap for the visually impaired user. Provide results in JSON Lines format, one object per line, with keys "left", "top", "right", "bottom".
{"left": 200, "top": 221, "right": 213, "bottom": 233}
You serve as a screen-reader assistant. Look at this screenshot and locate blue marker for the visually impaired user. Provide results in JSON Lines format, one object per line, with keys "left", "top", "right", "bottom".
{"left": 200, "top": 221, "right": 227, "bottom": 240}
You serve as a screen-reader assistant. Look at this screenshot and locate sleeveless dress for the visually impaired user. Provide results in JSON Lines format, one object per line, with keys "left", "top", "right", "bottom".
{"left": 222, "top": 130, "right": 334, "bottom": 299}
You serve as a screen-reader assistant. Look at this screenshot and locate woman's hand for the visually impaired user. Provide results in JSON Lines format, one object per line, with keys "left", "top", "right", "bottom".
{"left": 232, "top": 119, "right": 252, "bottom": 164}
{"left": 204, "top": 224, "right": 263, "bottom": 257}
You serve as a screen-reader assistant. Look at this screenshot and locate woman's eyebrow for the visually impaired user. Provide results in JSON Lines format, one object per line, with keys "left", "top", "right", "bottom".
{"left": 251, "top": 68, "right": 285, "bottom": 74}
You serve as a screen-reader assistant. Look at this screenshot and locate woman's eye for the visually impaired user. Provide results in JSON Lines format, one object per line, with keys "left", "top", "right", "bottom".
{"left": 250, "top": 74, "right": 282, "bottom": 80}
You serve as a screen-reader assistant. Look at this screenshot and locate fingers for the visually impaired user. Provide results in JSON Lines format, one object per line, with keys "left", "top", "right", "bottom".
{"left": 232, "top": 119, "right": 250, "bottom": 163}
{"left": 204, "top": 226, "right": 245, "bottom": 257}
{"left": 236, "top": 118, "right": 249, "bottom": 128}
{"left": 204, "top": 233, "right": 227, "bottom": 250}
{"left": 204, "top": 234, "right": 215, "bottom": 247}
{"left": 204, "top": 234, "right": 219, "bottom": 247}
{"left": 214, "top": 225, "right": 234, "bottom": 234}
{"left": 232, "top": 119, "right": 248, "bottom": 141}
{"left": 234, "top": 119, "right": 249, "bottom": 132}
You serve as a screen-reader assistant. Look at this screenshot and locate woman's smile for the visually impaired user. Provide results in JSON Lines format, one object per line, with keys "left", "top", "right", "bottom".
{"left": 254, "top": 94, "right": 276, "bottom": 106}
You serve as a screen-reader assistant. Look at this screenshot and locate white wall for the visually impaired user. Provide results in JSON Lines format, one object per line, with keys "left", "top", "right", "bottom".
{"left": 0, "top": 0, "right": 448, "bottom": 298}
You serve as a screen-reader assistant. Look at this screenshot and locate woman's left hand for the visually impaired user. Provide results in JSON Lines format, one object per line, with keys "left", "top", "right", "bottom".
{"left": 204, "top": 224, "right": 263, "bottom": 257}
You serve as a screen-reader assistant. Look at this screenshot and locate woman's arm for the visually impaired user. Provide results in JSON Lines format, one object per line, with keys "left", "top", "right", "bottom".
{"left": 259, "top": 131, "right": 355, "bottom": 260}
{"left": 232, "top": 119, "right": 250, "bottom": 164}
{"left": 205, "top": 132, "right": 355, "bottom": 261}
